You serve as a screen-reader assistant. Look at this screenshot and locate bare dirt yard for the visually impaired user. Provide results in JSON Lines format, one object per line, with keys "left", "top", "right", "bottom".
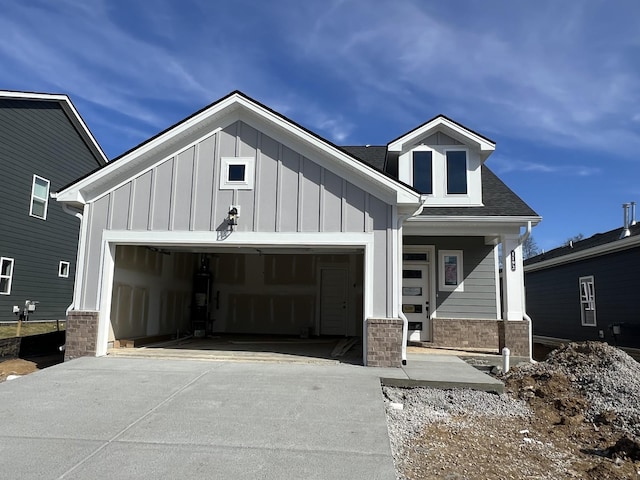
{"left": 0, "top": 355, "right": 63, "bottom": 383}
{"left": 385, "top": 342, "right": 640, "bottom": 479}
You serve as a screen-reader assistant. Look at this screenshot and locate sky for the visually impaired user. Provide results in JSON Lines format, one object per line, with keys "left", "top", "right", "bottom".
{"left": 1, "top": 0, "right": 639, "bottom": 252}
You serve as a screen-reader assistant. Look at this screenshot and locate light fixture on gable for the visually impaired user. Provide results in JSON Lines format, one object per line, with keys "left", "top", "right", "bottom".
{"left": 227, "top": 205, "right": 239, "bottom": 230}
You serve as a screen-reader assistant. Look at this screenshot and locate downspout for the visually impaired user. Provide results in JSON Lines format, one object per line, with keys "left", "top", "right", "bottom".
{"left": 61, "top": 203, "right": 84, "bottom": 315}
{"left": 518, "top": 221, "right": 536, "bottom": 363}
{"left": 397, "top": 198, "right": 426, "bottom": 365}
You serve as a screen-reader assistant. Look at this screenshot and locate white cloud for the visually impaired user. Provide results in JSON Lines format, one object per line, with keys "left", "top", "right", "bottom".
{"left": 489, "top": 154, "right": 600, "bottom": 177}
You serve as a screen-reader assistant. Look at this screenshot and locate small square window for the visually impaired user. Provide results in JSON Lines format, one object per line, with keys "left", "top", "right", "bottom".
{"left": 220, "top": 157, "right": 255, "bottom": 190}
{"left": 0, "top": 257, "right": 15, "bottom": 295}
{"left": 228, "top": 164, "right": 246, "bottom": 182}
{"left": 439, "top": 250, "right": 464, "bottom": 291}
{"left": 30, "top": 175, "right": 50, "bottom": 219}
{"left": 59, "top": 261, "right": 70, "bottom": 278}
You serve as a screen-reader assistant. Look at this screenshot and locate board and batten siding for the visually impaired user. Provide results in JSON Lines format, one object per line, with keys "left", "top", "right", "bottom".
{"left": 79, "top": 121, "right": 391, "bottom": 315}
{"left": 405, "top": 236, "right": 498, "bottom": 320}
{"left": 526, "top": 247, "right": 640, "bottom": 349}
{"left": 0, "top": 99, "right": 103, "bottom": 321}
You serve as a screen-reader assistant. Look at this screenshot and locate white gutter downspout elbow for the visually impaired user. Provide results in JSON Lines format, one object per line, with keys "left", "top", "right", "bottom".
{"left": 398, "top": 199, "right": 426, "bottom": 365}
{"left": 518, "top": 221, "right": 536, "bottom": 363}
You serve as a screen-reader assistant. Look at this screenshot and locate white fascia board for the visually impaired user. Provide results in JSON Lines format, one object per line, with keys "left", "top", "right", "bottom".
{"left": 234, "top": 97, "right": 421, "bottom": 205}
{"left": 0, "top": 91, "right": 108, "bottom": 165}
{"left": 56, "top": 92, "right": 420, "bottom": 207}
{"left": 388, "top": 117, "right": 495, "bottom": 157}
{"left": 404, "top": 215, "right": 540, "bottom": 236}
{"left": 525, "top": 235, "right": 640, "bottom": 272}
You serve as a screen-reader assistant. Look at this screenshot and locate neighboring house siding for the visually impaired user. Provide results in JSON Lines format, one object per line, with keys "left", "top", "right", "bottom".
{"left": 0, "top": 99, "right": 101, "bottom": 321}
{"left": 526, "top": 248, "right": 640, "bottom": 348}
{"left": 405, "top": 236, "right": 497, "bottom": 319}
{"left": 79, "top": 121, "right": 392, "bottom": 316}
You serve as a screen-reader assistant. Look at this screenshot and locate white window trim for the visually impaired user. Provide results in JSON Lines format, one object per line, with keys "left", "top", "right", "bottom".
{"left": 30, "top": 174, "right": 50, "bottom": 220}
{"left": 439, "top": 250, "right": 464, "bottom": 292}
{"left": 59, "top": 261, "right": 70, "bottom": 278}
{"left": 0, "top": 257, "right": 15, "bottom": 295}
{"left": 443, "top": 148, "right": 469, "bottom": 196}
{"left": 219, "top": 157, "right": 255, "bottom": 190}
{"left": 579, "top": 275, "right": 597, "bottom": 326}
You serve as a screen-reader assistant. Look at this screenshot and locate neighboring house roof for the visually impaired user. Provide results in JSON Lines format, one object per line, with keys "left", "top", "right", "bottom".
{"left": 525, "top": 222, "right": 640, "bottom": 271}
{"left": 0, "top": 90, "right": 108, "bottom": 166}
{"left": 55, "top": 90, "right": 422, "bottom": 207}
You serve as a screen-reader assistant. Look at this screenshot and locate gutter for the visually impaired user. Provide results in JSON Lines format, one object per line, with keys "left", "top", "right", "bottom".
{"left": 397, "top": 199, "right": 427, "bottom": 364}
{"left": 61, "top": 203, "right": 85, "bottom": 314}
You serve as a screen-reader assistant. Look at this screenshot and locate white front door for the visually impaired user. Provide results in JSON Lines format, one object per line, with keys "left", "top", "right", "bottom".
{"left": 319, "top": 267, "right": 348, "bottom": 336}
{"left": 402, "top": 264, "right": 430, "bottom": 341}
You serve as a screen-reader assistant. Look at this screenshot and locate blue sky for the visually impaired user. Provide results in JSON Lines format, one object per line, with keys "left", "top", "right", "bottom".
{"left": 1, "top": 0, "right": 639, "bottom": 251}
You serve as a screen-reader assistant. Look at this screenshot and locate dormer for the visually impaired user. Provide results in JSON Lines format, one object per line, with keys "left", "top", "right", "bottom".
{"left": 388, "top": 115, "right": 495, "bottom": 207}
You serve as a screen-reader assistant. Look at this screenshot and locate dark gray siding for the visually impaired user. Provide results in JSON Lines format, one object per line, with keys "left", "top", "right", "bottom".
{"left": 525, "top": 247, "right": 640, "bottom": 349}
{"left": 0, "top": 99, "right": 103, "bottom": 321}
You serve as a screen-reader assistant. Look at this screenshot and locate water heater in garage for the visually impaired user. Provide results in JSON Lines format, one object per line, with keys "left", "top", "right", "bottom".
{"left": 192, "top": 256, "right": 212, "bottom": 337}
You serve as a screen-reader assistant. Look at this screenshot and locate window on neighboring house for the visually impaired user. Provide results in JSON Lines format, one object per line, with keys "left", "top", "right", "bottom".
{"left": 439, "top": 250, "right": 463, "bottom": 291}
{"left": 579, "top": 276, "right": 596, "bottom": 326}
{"left": 446, "top": 151, "right": 467, "bottom": 194}
{"left": 220, "top": 157, "right": 255, "bottom": 190}
{"left": 0, "top": 257, "right": 15, "bottom": 295}
{"left": 30, "top": 175, "right": 50, "bottom": 219}
{"left": 59, "top": 261, "right": 70, "bottom": 278}
{"left": 412, "top": 151, "right": 433, "bottom": 194}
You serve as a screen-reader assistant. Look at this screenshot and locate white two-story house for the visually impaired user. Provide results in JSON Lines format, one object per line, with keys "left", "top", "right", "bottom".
{"left": 55, "top": 92, "right": 540, "bottom": 366}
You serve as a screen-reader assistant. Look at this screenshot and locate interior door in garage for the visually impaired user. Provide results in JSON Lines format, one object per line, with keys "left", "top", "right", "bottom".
{"left": 319, "top": 266, "right": 348, "bottom": 335}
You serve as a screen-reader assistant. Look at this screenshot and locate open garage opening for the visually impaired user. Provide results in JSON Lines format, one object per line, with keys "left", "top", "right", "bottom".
{"left": 108, "top": 245, "right": 365, "bottom": 363}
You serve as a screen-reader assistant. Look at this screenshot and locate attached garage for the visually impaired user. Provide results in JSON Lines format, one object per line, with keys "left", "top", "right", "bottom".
{"left": 56, "top": 91, "right": 422, "bottom": 366}
{"left": 109, "top": 245, "right": 364, "bottom": 343}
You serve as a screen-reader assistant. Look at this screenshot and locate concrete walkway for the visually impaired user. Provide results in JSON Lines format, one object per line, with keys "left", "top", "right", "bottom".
{"left": 0, "top": 357, "right": 400, "bottom": 480}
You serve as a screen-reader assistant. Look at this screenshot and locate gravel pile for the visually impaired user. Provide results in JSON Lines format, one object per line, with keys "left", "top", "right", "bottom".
{"left": 504, "top": 341, "right": 640, "bottom": 437}
{"left": 383, "top": 386, "right": 532, "bottom": 477}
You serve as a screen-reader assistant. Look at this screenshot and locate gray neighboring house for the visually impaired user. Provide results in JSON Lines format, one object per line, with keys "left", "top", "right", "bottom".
{"left": 0, "top": 91, "right": 107, "bottom": 322}
{"left": 55, "top": 91, "right": 539, "bottom": 366}
{"left": 525, "top": 204, "right": 640, "bottom": 351}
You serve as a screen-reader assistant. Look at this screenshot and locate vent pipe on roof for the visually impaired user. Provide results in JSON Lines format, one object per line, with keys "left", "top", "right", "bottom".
{"left": 631, "top": 201, "right": 637, "bottom": 226}
{"left": 621, "top": 203, "right": 631, "bottom": 239}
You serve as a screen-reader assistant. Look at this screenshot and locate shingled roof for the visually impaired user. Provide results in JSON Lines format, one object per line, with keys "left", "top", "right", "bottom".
{"left": 343, "top": 146, "right": 538, "bottom": 218}
{"left": 525, "top": 222, "right": 640, "bottom": 266}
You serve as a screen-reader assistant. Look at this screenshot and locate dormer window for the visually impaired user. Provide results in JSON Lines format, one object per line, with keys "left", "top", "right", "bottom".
{"left": 412, "top": 151, "right": 433, "bottom": 194}
{"left": 446, "top": 150, "right": 467, "bottom": 194}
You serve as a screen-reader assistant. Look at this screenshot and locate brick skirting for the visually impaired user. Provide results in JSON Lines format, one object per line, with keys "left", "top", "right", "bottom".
{"left": 499, "top": 320, "right": 530, "bottom": 357}
{"left": 367, "top": 318, "right": 403, "bottom": 367}
{"left": 65, "top": 311, "right": 99, "bottom": 361}
{"left": 432, "top": 318, "right": 531, "bottom": 357}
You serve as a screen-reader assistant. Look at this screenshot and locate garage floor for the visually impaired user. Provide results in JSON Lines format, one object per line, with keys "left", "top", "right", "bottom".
{"left": 109, "top": 335, "right": 363, "bottom": 365}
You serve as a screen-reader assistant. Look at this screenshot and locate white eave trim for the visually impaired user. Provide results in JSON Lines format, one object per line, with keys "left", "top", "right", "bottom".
{"left": 388, "top": 116, "right": 495, "bottom": 156}
{"left": 407, "top": 215, "right": 541, "bottom": 225}
{"left": 55, "top": 92, "right": 421, "bottom": 207}
{"left": 525, "top": 234, "right": 640, "bottom": 272}
{"left": 0, "top": 90, "right": 108, "bottom": 166}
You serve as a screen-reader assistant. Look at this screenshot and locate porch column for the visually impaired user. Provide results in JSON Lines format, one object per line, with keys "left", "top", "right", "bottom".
{"left": 501, "top": 234, "right": 524, "bottom": 321}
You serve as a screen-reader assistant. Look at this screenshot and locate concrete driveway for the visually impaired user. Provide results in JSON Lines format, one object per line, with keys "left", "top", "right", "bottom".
{"left": 0, "top": 357, "right": 398, "bottom": 480}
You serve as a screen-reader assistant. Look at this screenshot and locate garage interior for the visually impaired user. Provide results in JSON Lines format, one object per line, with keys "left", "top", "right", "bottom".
{"left": 108, "top": 245, "right": 364, "bottom": 363}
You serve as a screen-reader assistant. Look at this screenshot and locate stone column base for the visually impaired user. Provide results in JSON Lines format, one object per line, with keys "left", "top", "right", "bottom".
{"left": 431, "top": 318, "right": 500, "bottom": 351}
{"left": 366, "top": 318, "right": 403, "bottom": 367}
{"left": 65, "top": 311, "right": 99, "bottom": 361}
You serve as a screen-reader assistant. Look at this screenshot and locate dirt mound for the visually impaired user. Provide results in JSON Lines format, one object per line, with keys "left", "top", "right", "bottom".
{"left": 504, "top": 341, "right": 640, "bottom": 438}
